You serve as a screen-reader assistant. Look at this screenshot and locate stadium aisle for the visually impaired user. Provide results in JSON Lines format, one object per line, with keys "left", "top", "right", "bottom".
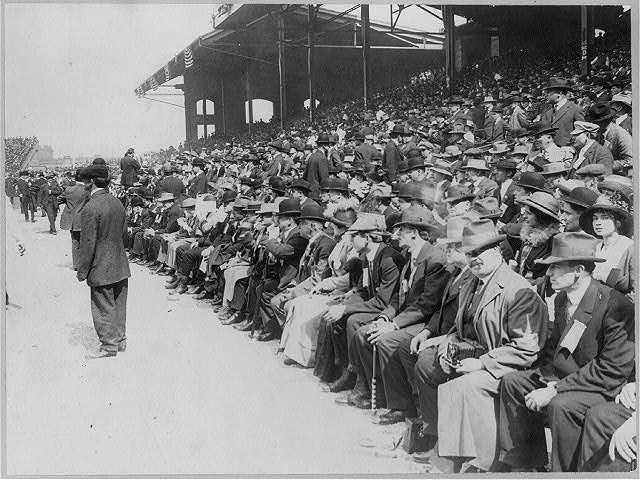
{"left": 4, "top": 209, "right": 440, "bottom": 475}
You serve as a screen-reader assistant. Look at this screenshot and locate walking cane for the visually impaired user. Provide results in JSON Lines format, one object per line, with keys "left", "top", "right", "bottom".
{"left": 371, "top": 343, "right": 377, "bottom": 414}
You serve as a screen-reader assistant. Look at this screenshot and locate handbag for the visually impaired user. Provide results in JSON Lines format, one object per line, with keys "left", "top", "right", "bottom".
{"left": 401, "top": 418, "right": 436, "bottom": 454}
{"left": 444, "top": 338, "right": 487, "bottom": 364}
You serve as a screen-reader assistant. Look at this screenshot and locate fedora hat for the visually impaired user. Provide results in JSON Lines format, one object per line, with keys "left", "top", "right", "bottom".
{"left": 397, "top": 183, "right": 417, "bottom": 200}
{"left": 543, "top": 77, "right": 573, "bottom": 92}
{"left": 511, "top": 128, "right": 530, "bottom": 139}
{"left": 316, "top": 133, "right": 333, "bottom": 144}
{"left": 585, "top": 102, "right": 616, "bottom": 124}
{"left": 393, "top": 206, "right": 437, "bottom": 231}
{"left": 511, "top": 144, "right": 530, "bottom": 156}
{"left": 347, "top": 213, "right": 386, "bottom": 234}
{"left": 326, "top": 208, "right": 357, "bottom": 228}
{"left": 579, "top": 195, "right": 633, "bottom": 238}
{"left": 559, "top": 186, "right": 599, "bottom": 210}
{"left": 517, "top": 191, "right": 561, "bottom": 221}
{"left": 277, "top": 198, "right": 301, "bottom": 217}
{"left": 444, "top": 145, "right": 463, "bottom": 157}
{"left": 516, "top": 171, "right": 547, "bottom": 192}
{"left": 443, "top": 184, "right": 475, "bottom": 204}
{"left": 540, "top": 162, "right": 570, "bottom": 176}
{"left": 298, "top": 202, "right": 326, "bottom": 223}
{"left": 496, "top": 159, "right": 518, "bottom": 171}
{"left": 529, "top": 122, "right": 559, "bottom": 137}
{"left": 430, "top": 160, "right": 454, "bottom": 178}
{"left": 269, "top": 176, "right": 287, "bottom": 194}
{"left": 461, "top": 158, "right": 490, "bottom": 171}
{"left": 320, "top": 177, "right": 349, "bottom": 193}
{"left": 437, "top": 216, "right": 469, "bottom": 245}
{"left": 489, "top": 141, "right": 511, "bottom": 155}
{"left": 472, "top": 196, "right": 503, "bottom": 220}
{"left": 535, "top": 232, "right": 605, "bottom": 265}
{"left": 157, "top": 192, "right": 175, "bottom": 203}
{"left": 401, "top": 156, "right": 426, "bottom": 173}
{"left": 181, "top": 198, "right": 197, "bottom": 209}
{"left": 460, "top": 219, "right": 506, "bottom": 253}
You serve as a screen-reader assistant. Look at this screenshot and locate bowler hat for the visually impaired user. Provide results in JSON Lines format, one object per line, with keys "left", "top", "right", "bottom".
{"left": 516, "top": 172, "right": 547, "bottom": 192}
{"left": 535, "top": 232, "right": 605, "bottom": 265}
{"left": 81, "top": 164, "right": 109, "bottom": 180}
{"left": 460, "top": 219, "right": 506, "bottom": 253}
{"left": 269, "top": 176, "right": 287, "bottom": 194}
{"left": 559, "top": 187, "right": 599, "bottom": 210}
{"left": 401, "top": 156, "right": 426, "bottom": 173}
{"left": 298, "top": 202, "right": 326, "bottom": 223}
{"left": 277, "top": 198, "right": 301, "bottom": 217}
{"left": 517, "top": 191, "right": 561, "bottom": 221}
{"left": 585, "top": 102, "right": 616, "bottom": 124}
{"left": 579, "top": 195, "right": 633, "bottom": 238}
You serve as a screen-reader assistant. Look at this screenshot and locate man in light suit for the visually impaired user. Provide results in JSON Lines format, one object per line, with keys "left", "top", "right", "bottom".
{"left": 540, "top": 77, "right": 585, "bottom": 147}
{"left": 77, "top": 164, "right": 131, "bottom": 358}
{"left": 349, "top": 207, "right": 449, "bottom": 412}
{"left": 498, "top": 232, "right": 635, "bottom": 472}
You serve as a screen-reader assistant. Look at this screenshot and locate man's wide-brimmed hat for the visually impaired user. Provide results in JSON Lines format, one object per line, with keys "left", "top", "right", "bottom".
{"left": 578, "top": 195, "right": 633, "bottom": 238}
{"left": 540, "top": 162, "right": 570, "bottom": 176}
{"left": 559, "top": 187, "right": 599, "bottom": 210}
{"left": 182, "top": 198, "right": 197, "bottom": 209}
{"left": 290, "top": 178, "right": 312, "bottom": 192}
{"left": 460, "top": 219, "right": 506, "bottom": 253}
{"left": 393, "top": 206, "right": 438, "bottom": 232}
{"left": 529, "top": 122, "right": 559, "bottom": 138}
{"left": 517, "top": 191, "right": 561, "bottom": 221}
{"left": 461, "top": 158, "right": 490, "bottom": 171}
{"left": 157, "top": 192, "right": 175, "bottom": 203}
{"left": 326, "top": 208, "right": 357, "bottom": 228}
{"left": 347, "top": 213, "right": 386, "bottom": 234}
{"left": 390, "top": 124, "right": 410, "bottom": 137}
{"left": 496, "top": 159, "right": 518, "bottom": 171}
{"left": 316, "top": 133, "right": 333, "bottom": 144}
{"left": 437, "top": 216, "right": 469, "bottom": 245}
{"left": 277, "top": 198, "right": 301, "bottom": 217}
{"left": 430, "top": 160, "right": 454, "bottom": 178}
{"left": 543, "top": 77, "right": 573, "bottom": 92}
{"left": 401, "top": 156, "right": 426, "bottom": 173}
{"left": 535, "top": 232, "right": 605, "bottom": 265}
{"left": 585, "top": 102, "right": 616, "bottom": 124}
{"left": 269, "top": 176, "right": 287, "bottom": 193}
{"left": 472, "top": 196, "right": 503, "bottom": 220}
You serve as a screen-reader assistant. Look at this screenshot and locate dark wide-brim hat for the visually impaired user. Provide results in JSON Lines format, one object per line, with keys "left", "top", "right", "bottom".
{"left": 393, "top": 206, "right": 437, "bottom": 231}
{"left": 585, "top": 102, "right": 616, "bottom": 124}
{"left": 326, "top": 208, "right": 357, "bottom": 228}
{"left": 543, "top": 77, "right": 573, "bottom": 92}
{"left": 578, "top": 200, "right": 633, "bottom": 238}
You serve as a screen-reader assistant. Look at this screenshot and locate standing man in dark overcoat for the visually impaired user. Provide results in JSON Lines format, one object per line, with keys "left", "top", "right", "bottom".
{"left": 120, "top": 147, "right": 141, "bottom": 187}
{"left": 77, "top": 164, "right": 131, "bottom": 358}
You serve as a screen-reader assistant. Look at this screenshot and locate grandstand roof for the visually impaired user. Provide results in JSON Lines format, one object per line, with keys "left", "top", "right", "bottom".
{"left": 135, "top": 4, "right": 442, "bottom": 96}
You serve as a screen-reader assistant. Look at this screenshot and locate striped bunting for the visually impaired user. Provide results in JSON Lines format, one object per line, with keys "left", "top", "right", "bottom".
{"left": 184, "top": 47, "right": 194, "bottom": 69}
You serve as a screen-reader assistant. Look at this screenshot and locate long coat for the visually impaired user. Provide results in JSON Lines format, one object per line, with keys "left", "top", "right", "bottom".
{"left": 263, "top": 227, "right": 309, "bottom": 289}
{"left": 383, "top": 141, "right": 404, "bottom": 182}
{"left": 425, "top": 266, "right": 474, "bottom": 337}
{"left": 187, "top": 172, "right": 208, "bottom": 198}
{"left": 77, "top": 190, "right": 131, "bottom": 287}
{"left": 540, "top": 100, "right": 585, "bottom": 147}
{"left": 378, "top": 242, "right": 448, "bottom": 328}
{"left": 59, "top": 183, "right": 88, "bottom": 231}
{"left": 303, "top": 149, "right": 329, "bottom": 199}
{"left": 120, "top": 155, "right": 141, "bottom": 187}
{"left": 354, "top": 142, "right": 378, "bottom": 172}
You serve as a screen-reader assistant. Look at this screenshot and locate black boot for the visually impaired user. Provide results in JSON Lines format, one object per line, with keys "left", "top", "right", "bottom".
{"left": 328, "top": 368, "right": 357, "bottom": 393}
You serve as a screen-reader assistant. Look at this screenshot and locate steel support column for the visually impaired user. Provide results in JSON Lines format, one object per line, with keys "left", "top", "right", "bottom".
{"left": 277, "top": 13, "right": 287, "bottom": 129}
{"left": 220, "top": 77, "right": 227, "bottom": 136}
{"left": 580, "top": 6, "right": 594, "bottom": 76}
{"left": 202, "top": 97, "right": 208, "bottom": 139}
{"left": 183, "top": 90, "right": 197, "bottom": 147}
{"left": 307, "top": 4, "right": 315, "bottom": 122}
{"left": 442, "top": 5, "right": 455, "bottom": 96}
{"left": 361, "top": 4, "right": 370, "bottom": 110}
{"left": 246, "top": 68, "right": 253, "bottom": 133}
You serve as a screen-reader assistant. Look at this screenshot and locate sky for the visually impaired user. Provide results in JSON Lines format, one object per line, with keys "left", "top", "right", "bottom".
{"left": 4, "top": 3, "right": 443, "bottom": 158}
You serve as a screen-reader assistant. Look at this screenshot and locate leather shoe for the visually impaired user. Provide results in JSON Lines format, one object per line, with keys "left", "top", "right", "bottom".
{"left": 86, "top": 349, "right": 117, "bottom": 359}
{"left": 187, "top": 284, "right": 202, "bottom": 295}
{"left": 283, "top": 357, "right": 298, "bottom": 366}
{"left": 221, "top": 313, "right": 240, "bottom": 325}
{"left": 351, "top": 396, "right": 372, "bottom": 410}
{"left": 193, "top": 291, "right": 211, "bottom": 300}
{"left": 211, "top": 297, "right": 223, "bottom": 306}
{"left": 118, "top": 340, "right": 127, "bottom": 352}
{"left": 256, "top": 330, "right": 276, "bottom": 342}
{"left": 165, "top": 279, "right": 179, "bottom": 289}
{"left": 233, "top": 319, "right": 252, "bottom": 331}
{"left": 328, "top": 369, "right": 356, "bottom": 393}
{"left": 376, "top": 409, "right": 406, "bottom": 425}
{"left": 175, "top": 284, "right": 188, "bottom": 294}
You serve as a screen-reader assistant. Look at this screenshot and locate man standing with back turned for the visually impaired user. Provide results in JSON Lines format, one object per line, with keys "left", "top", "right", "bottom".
{"left": 77, "top": 163, "right": 131, "bottom": 358}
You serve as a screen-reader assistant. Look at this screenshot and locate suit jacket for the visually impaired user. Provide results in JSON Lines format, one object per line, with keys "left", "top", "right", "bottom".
{"left": 59, "top": 183, "right": 88, "bottom": 230}
{"left": 540, "top": 101, "right": 585, "bottom": 147}
{"left": 39, "top": 180, "right": 63, "bottom": 209}
{"left": 187, "top": 172, "right": 208, "bottom": 198}
{"left": 263, "top": 227, "right": 309, "bottom": 288}
{"left": 383, "top": 141, "right": 404, "bottom": 182}
{"left": 426, "top": 266, "right": 474, "bottom": 336}
{"left": 77, "top": 190, "right": 131, "bottom": 287}
{"left": 297, "top": 233, "right": 336, "bottom": 282}
{"left": 303, "top": 149, "right": 329, "bottom": 199}
{"left": 570, "top": 140, "right": 614, "bottom": 176}
{"left": 354, "top": 143, "right": 378, "bottom": 172}
{"left": 452, "top": 262, "right": 549, "bottom": 379}
{"left": 344, "top": 244, "right": 405, "bottom": 316}
{"left": 484, "top": 112, "right": 505, "bottom": 141}
{"left": 508, "top": 104, "right": 530, "bottom": 131}
{"left": 156, "top": 203, "right": 183, "bottom": 233}
{"left": 540, "top": 279, "right": 635, "bottom": 400}
{"left": 379, "top": 242, "right": 449, "bottom": 329}
{"left": 156, "top": 175, "right": 186, "bottom": 199}
{"left": 603, "top": 123, "right": 633, "bottom": 173}
{"left": 120, "top": 155, "right": 141, "bottom": 187}
{"left": 617, "top": 115, "right": 632, "bottom": 135}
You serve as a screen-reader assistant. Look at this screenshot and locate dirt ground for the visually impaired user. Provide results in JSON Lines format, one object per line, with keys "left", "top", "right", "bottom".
{"left": 4, "top": 207, "right": 443, "bottom": 475}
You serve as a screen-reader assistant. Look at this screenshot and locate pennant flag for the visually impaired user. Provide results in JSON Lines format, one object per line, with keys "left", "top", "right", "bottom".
{"left": 164, "top": 65, "right": 171, "bottom": 82}
{"left": 149, "top": 76, "right": 159, "bottom": 90}
{"left": 184, "top": 47, "right": 194, "bottom": 69}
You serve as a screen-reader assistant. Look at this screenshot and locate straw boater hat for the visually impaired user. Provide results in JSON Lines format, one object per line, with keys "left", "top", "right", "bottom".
{"left": 535, "top": 232, "right": 605, "bottom": 265}
{"left": 460, "top": 219, "right": 506, "bottom": 253}
{"left": 517, "top": 191, "right": 561, "bottom": 221}
{"left": 578, "top": 195, "right": 633, "bottom": 238}
{"left": 257, "top": 203, "right": 279, "bottom": 215}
